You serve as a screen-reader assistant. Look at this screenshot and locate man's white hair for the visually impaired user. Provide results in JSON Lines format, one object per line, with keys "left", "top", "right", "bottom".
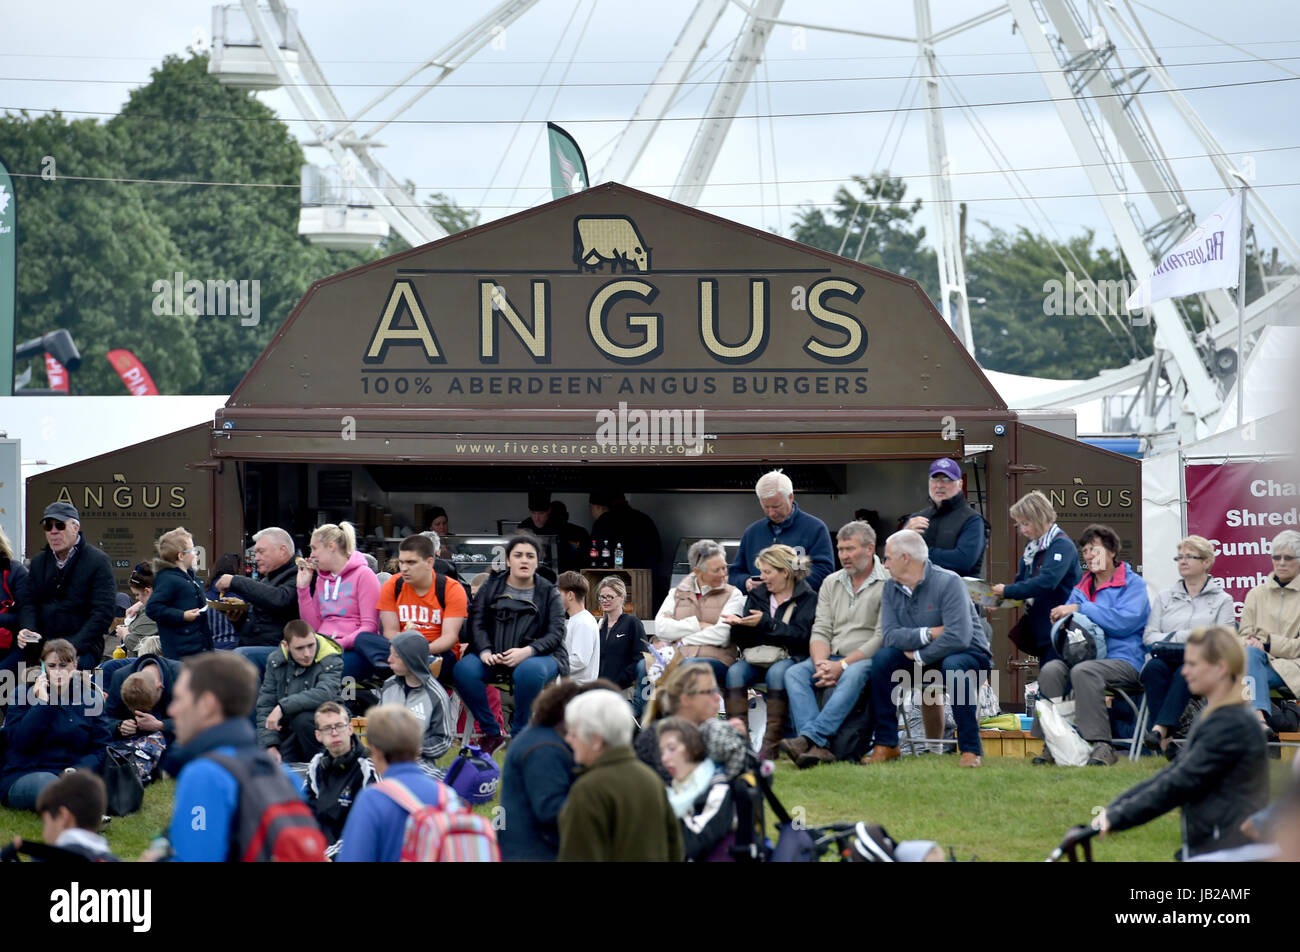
{"left": 886, "top": 529, "right": 929, "bottom": 564}
{"left": 565, "top": 689, "right": 635, "bottom": 748}
{"left": 755, "top": 469, "right": 793, "bottom": 500}
{"left": 1272, "top": 530, "right": 1300, "bottom": 558}
{"left": 252, "top": 527, "right": 294, "bottom": 552}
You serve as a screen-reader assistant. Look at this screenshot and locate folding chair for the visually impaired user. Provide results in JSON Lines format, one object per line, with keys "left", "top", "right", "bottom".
{"left": 1105, "top": 685, "right": 1146, "bottom": 762}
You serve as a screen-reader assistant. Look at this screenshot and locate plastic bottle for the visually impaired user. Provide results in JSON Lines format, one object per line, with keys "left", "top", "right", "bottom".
{"left": 614, "top": 542, "right": 624, "bottom": 568}
{"left": 112, "top": 644, "right": 126, "bottom": 660}
{"left": 589, "top": 539, "right": 599, "bottom": 564}
{"left": 601, "top": 539, "right": 611, "bottom": 567}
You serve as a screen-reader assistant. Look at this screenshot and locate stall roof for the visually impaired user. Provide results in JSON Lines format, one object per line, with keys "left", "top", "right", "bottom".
{"left": 224, "top": 183, "right": 1006, "bottom": 436}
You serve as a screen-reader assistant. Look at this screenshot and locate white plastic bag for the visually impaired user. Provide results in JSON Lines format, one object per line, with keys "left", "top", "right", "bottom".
{"left": 1035, "top": 697, "right": 1090, "bottom": 767}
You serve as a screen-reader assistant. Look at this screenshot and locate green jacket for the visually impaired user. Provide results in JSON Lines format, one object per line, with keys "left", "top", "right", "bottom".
{"left": 256, "top": 633, "right": 344, "bottom": 747}
{"left": 558, "top": 746, "right": 685, "bottom": 862}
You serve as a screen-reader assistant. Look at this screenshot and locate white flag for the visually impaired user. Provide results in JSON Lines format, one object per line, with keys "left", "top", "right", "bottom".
{"left": 1125, "top": 191, "right": 1243, "bottom": 312}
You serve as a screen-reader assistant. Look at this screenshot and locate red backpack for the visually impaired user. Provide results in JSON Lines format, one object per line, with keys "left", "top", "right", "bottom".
{"left": 205, "top": 751, "right": 329, "bottom": 862}
{"left": 372, "top": 778, "right": 500, "bottom": 862}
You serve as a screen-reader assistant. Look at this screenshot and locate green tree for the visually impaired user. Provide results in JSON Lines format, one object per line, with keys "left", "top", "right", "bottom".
{"left": 789, "top": 173, "right": 939, "bottom": 301}
{"left": 965, "top": 225, "right": 1153, "bottom": 378}
{"left": 1, "top": 112, "right": 202, "bottom": 394}
{"left": 110, "top": 52, "right": 378, "bottom": 394}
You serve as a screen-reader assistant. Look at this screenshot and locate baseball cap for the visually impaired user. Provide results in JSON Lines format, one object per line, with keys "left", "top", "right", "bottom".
{"left": 42, "top": 501, "right": 79, "bottom": 522}
{"left": 928, "top": 458, "right": 961, "bottom": 481}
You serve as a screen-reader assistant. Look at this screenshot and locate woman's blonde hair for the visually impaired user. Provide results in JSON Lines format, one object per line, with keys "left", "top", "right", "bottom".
{"left": 1186, "top": 625, "right": 1246, "bottom": 714}
{"left": 1009, "top": 491, "right": 1056, "bottom": 532}
{"left": 0, "top": 524, "right": 12, "bottom": 560}
{"left": 755, "top": 543, "right": 811, "bottom": 585}
{"left": 312, "top": 521, "right": 358, "bottom": 557}
{"left": 644, "top": 661, "right": 713, "bottom": 725}
{"left": 156, "top": 527, "right": 194, "bottom": 564}
{"left": 1177, "top": 535, "right": 1215, "bottom": 568}
{"left": 597, "top": 575, "right": 627, "bottom": 599}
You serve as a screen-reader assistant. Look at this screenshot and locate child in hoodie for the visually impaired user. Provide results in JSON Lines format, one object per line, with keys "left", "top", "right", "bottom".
{"left": 35, "top": 770, "right": 120, "bottom": 862}
{"left": 380, "top": 632, "right": 454, "bottom": 778}
{"left": 296, "top": 522, "right": 382, "bottom": 680}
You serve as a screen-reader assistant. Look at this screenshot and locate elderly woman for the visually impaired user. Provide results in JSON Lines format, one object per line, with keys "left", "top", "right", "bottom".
{"left": 658, "top": 716, "right": 736, "bottom": 862}
{"left": 145, "top": 527, "right": 211, "bottom": 660}
{"left": 635, "top": 662, "right": 749, "bottom": 782}
{"left": 1140, "top": 535, "right": 1235, "bottom": 756}
{"left": 1239, "top": 529, "right": 1300, "bottom": 734}
{"left": 721, "top": 544, "right": 816, "bottom": 760}
{"left": 992, "top": 491, "right": 1082, "bottom": 664}
{"left": 594, "top": 576, "right": 647, "bottom": 691}
{"left": 0, "top": 638, "right": 113, "bottom": 809}
{"left": 557, "top": 689, "right": 684, "bottom": 862}
{"left": 654, "top": 539, "right": 745, "bottom": 689}
{"left": 1094, "top": 626, "right": 1270, "bottom": 860}
{"left": 1032, "top": 524, "right": 1150, "bottom": 766}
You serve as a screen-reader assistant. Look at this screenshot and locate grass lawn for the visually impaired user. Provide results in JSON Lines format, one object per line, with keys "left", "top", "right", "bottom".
{"left": 0, "top": 752, "right": 1290, "bottom": 862}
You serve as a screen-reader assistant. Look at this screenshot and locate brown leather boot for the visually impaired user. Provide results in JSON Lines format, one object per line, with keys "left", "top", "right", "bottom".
{"left": 860, "top": 745, "right": 900, "bottom": 765}
{"left": 921, "top": 695, "right": 945, "bottom": 742}
{"left": 778, "top": 736, "right": 812, "bottom": 763}
{"left": 759, "top": 689, "right": 789, "bottom": 761}
{"left": 796, "top": 745, "right": 836, "bottom": 769}
{"left": 724, "top": 687, "right": 750, "bottom": 723}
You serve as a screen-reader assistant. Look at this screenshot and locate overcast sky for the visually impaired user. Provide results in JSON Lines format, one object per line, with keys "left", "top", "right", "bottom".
{"left": 3, "top": 0, "right": 1298, "bottom": 259}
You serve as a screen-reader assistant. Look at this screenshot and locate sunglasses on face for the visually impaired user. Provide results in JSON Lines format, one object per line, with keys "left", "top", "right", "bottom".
{"left": 42, "top": 520, "right": 67, "bottom": 531}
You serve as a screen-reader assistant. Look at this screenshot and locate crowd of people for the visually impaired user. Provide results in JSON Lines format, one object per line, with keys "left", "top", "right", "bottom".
{"left": 1, "top": 460, "right": 1298, "bottom": 862}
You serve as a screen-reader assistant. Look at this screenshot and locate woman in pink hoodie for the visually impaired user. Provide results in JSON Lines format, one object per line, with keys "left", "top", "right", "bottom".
{"left": 296, "top": 522, "right": 383, "bottom": 680}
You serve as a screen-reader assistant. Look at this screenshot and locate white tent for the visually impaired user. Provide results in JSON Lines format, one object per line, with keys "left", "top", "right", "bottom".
{"left": 1141, "top": 324, "right": 1298, "bottom": 591}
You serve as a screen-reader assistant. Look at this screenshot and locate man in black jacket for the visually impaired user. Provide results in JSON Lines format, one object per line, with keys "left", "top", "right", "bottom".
{"left": 21, "top": 502, "right": 115, "bottom": 670}
{"left": 589, "top": 490, "right": 666, "bottom": 604}
{"left": 304, "top": 701, "right": 377, "bottom": 858}
{"left": 215, "top": 526, "right": 300, "bottom": 680}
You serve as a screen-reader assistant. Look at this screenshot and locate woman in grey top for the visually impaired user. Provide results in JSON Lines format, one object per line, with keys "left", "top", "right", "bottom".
{"left": 1139, "top": 535, "right": 1236, "bottom": 757}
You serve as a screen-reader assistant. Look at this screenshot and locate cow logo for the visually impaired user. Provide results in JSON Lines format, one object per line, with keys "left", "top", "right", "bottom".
{"left": 573, "top": 216, "right": 650, "bottom": 273}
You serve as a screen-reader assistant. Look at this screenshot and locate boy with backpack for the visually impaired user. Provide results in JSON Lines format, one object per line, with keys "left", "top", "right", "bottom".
{"left": 148, "top": 652, "right": 327, "bottom": 862}
{"left": 336, "top": 705, "right": 498, "bottom": 862}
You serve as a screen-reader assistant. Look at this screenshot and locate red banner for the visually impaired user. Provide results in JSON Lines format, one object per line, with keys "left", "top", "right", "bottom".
{"left": 106, "top": 349, "right": 159, "bottom": 395}
{"left": 44, "top": 352, "right": 69, "bottom": 393}
{"left": 1185, "top": 460, "right": 1299, "bottom": 616}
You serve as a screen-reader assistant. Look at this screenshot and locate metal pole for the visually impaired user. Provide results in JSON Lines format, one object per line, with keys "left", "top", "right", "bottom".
{"left": 1237, "top": 186, "right": 1248, "bottom": 430}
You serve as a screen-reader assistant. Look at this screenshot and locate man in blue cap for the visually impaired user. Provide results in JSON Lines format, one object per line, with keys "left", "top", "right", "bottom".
{"left": 904, "top": 459, "right": 987, "bottom": 578}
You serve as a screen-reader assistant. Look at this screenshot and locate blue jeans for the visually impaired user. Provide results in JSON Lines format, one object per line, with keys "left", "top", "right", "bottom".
{"left": 4, "top": 771, "right": 60, "bottom": 810}
{"left": 235, "top": 645, "right": 276, "bottom": 681}
{"left": 342, "top": 631, "right": 392, "bottom": 681}
{"left": 1246, "top": 646, "right": 1288, "bottom": 713}
{"left": 1140, "top": 654, "right": 1192, "bottom": 729}
{"left": 726, "top": 657, "right": 796, "bottom": 691}
{"left": 453, "top": 652, "right": 561, "bottom": 736}
{"left": 869, "top": 645, "right": 991, "bottom": 755}
{"left": 100, "top": 657, "right": 133, "bottom": 682}
{"left": 786, "top": 655, "right": 874, "bottom": 748}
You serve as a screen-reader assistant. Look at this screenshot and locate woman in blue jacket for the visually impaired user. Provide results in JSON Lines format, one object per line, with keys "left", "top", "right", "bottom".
{"left": 1033, "top": 523, "right": 1151, "bottom": 767}
{"left": 1, "top": 638, "right": 113, "bottom": 809}
{"left": 145, "top": 527, "right": 211, "bottom": 660}
{"left": 993, "top": 491, "right": 1082, "bottom": 664}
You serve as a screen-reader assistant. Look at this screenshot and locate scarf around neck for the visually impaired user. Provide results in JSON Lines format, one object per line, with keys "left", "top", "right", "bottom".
{"left": 1022, "top": 524, "right": 1063, "bottom": 570}
{"left": 667, "top": 759, "right": 720, "bottom": 818}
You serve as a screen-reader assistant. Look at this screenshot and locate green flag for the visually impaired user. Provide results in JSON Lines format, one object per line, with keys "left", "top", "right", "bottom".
{"left": 0, "top": 152, "right": 14, "bottom": 395}
{"left": 548, "top": 123, "right": 589, "bottom": 200}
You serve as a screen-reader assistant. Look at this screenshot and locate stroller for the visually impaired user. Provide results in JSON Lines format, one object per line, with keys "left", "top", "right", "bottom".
{"left": 1046, "top": 825, "right": 1100, "bottom": 862}
{"left": 729, "top": 752, "right": 919, "bottom": 862}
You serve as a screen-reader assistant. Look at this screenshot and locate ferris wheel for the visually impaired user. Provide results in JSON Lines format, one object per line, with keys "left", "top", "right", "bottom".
{"left": 207, "top": 0, "right": 1300, "bottom": 450}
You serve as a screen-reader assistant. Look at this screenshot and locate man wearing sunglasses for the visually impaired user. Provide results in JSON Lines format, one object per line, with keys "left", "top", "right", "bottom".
{"left": 21, "top": 502, "right": 115, "bottom": 671}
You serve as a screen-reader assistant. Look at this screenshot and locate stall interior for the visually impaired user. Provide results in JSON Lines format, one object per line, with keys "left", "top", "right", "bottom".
{"left": 238, "top": 456, "right": 992, "bottom": 619}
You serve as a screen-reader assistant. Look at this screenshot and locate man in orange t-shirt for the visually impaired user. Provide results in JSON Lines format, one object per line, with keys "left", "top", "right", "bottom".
{"left": 378, "top": 535, "right": 468, "bottom": 686}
